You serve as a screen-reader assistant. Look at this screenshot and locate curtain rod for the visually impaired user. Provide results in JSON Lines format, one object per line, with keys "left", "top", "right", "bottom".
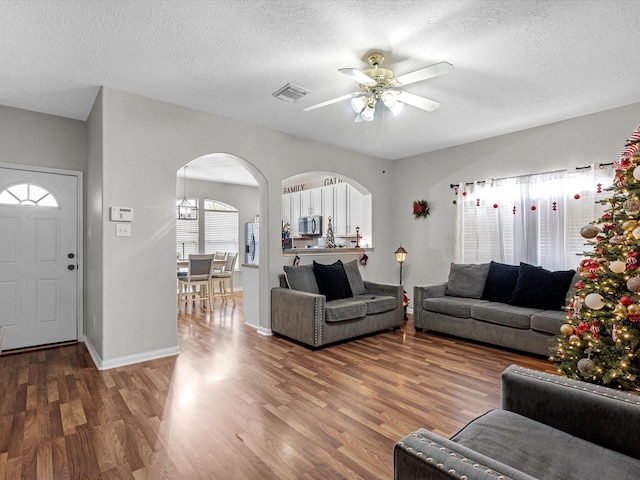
{"left": 449, "top": 163, "right": 614, "bottom": 189}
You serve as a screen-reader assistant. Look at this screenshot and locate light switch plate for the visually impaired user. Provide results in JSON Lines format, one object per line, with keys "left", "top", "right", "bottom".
{"left": 116, "top": 223, "right": 131, "bottom": 237}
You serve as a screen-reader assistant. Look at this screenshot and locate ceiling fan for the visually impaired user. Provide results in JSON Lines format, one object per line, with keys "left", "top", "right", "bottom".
{"left": 303, "top": 52, "right": 453, "bottom": 122}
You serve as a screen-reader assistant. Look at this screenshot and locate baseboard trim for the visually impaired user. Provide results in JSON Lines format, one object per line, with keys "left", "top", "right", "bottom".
{"left": 84, "top": 335, "right": 179, "bottom": 370}
{"left": 256, "top": 326, "right": 273, "bottom": 336}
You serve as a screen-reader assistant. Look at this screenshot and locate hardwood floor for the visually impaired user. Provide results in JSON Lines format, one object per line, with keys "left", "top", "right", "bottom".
{"left": 0, "top": 294, "right": 554, "bottom": 479}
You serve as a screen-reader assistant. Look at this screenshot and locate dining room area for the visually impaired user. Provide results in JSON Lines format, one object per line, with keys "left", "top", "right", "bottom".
{"left": 175, "top": 155, "right": 261, "bottom": 324}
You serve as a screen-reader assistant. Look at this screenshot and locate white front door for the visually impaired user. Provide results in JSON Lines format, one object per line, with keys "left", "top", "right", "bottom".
{"left": 0, "top": 167, "right": 79, "bottom": 351}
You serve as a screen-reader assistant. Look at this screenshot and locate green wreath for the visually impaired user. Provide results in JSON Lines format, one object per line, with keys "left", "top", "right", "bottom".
{"left": 413, "top": 199, "right": 430, "bottom": 219}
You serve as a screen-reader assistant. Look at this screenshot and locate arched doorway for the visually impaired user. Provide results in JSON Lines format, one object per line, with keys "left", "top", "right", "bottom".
{"left": 176, "top": 153, "right": 267, "bottom": 331}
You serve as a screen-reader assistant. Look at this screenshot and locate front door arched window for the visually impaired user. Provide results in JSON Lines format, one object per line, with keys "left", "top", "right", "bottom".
{"left": 0, "top": 183, "right": 59, "bottom": 207}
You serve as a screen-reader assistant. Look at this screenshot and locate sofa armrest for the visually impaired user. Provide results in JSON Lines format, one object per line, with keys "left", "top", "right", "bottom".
{"left": 413, "top": 283, "right": 447, "bottom": 329}
{"left": 364, "top": 281, "right": 401, "bottom": 298}
{"left": 364, "top": 281, "right": 404, "bottom": 326}
{"left": 501, "top": 365, "right": 640, "bottom": 459}
{"left": 271, "top": 287, "right": 326, "bottom": 347}
{"left": 394, "top": 429, "right": 536, "bottom": 480}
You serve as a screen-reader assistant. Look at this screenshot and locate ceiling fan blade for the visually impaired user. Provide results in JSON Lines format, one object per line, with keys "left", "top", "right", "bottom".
{"left": 303, "top": 93, "right": 354, "bottom": 111}
{"left": 338, "top": 68, "right": 375, "bottom": 85}
{"left": 397, "top": 91, "right": 441, "bottom": 112}
{"left": 395, "top": 61, "right": 454, "bottom": 86}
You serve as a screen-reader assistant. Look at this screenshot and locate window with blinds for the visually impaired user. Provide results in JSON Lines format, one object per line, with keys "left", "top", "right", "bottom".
{"left": 176, "top": 198, "right": 199, "bottom": 259}
{"left": 204, "top": 200, "right": 239, "bottom": 270}
{"left": 456, "top": 166, "right": 615, "bottom": 271}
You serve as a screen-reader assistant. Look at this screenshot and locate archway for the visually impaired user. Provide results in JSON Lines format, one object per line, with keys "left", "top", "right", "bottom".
{"left": 281, "top": 171, "right": 373, "bottom": 248}
{"left": 176, "top": 153, "right": 268, "bottom": 332}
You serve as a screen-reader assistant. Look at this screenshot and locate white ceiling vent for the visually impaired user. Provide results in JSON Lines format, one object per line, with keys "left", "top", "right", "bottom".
{"left": 272, "top": 83, "right": 309, "bottom": 102}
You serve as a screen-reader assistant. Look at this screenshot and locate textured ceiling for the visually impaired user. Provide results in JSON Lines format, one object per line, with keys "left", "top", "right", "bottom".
{"left": 2, "top": 0, "right": 640, "bottom": 167}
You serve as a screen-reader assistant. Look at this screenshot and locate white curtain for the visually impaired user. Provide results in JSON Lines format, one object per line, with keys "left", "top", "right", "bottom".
{"left": 455, "top": 165, "right": 614, "bottom": 271}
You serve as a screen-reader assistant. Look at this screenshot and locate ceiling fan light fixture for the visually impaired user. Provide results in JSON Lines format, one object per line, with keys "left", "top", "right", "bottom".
{"left": 351, "top": 95, "right": 367, "bottom": 113}
{"left": 388, "top": 101, "right": 404, "bottom": 116}
{"left": 381, "top": 90, "right": 398, "bottom": 108}
{"left": 360, "top": 104, "right": 375, "bottom": 122}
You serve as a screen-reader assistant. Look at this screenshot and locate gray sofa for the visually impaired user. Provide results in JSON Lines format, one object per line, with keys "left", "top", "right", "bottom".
{"left": 394, "top": 364, "right": 640, "bottom": 479}
{"left": 413, "top": 262, "right": 578, "bottom": 356}
{"left": 271, "top": 260, "right": 404, "bottom": 348}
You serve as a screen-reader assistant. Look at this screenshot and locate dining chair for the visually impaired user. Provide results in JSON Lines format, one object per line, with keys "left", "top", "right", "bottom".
{"left": 213, "top": 251, "right": 228, "bottom": 272}
{"left": 177, "top": 254, "right": 215, "bottom": 309}
{"left": 211, "top": 252, "right": 238, "bottom": 304}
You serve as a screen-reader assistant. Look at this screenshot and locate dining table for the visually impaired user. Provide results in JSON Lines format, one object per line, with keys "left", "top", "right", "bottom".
{"left": 177, "top": 257, "right": 230, "bottom": 307}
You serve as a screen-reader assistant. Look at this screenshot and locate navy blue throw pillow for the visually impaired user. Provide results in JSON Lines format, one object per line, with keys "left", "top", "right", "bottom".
{"left": 481, "top": 261, "right": 520, "bottom": 303}
{"left": 508, "top": 262, "right": 575, "bottom": 310}
{"left": 313, "top": 260, "right": 353, "bottom": 301}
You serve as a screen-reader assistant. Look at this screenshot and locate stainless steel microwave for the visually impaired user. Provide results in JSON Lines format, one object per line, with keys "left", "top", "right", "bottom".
{"left": 298, "top": 215, "right": 322, "bottom": 236}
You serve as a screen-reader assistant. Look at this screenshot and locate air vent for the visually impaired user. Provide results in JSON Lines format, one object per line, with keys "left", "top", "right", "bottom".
{"left": 272, "top": 83, "right": 309, "bottom": 102}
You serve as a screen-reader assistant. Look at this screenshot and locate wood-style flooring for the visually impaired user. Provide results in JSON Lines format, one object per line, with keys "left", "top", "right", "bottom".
{"left": 0, "top": 294, "right": 554, "bottom": 479}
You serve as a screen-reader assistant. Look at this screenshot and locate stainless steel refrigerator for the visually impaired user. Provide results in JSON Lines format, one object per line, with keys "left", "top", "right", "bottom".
{"left": 245, "top": 222, "right": 259, "bottom": 265}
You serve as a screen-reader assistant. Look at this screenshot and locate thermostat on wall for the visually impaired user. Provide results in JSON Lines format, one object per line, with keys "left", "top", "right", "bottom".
{"left": 110, "top": 207, "right": 134, "bottom": 222}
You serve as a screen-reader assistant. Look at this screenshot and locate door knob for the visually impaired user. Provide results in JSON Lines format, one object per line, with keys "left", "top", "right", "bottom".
{"left": 68, "top": 253, "right": 75, "bottom": 259}
{"left": 68, "top": 265, "right": 75, "bottom": 270}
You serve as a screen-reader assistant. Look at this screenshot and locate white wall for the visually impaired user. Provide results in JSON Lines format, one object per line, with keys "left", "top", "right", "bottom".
{"left": 393, "top": 101, "right": 640, "bottom": 300}
{"left": 90, "top": 87, "right": 397, "bottom": 364}
{"left": 177, "top": 177, "right": 260, "bottom": 288}
{"left": 0, "top": 104, "right": 87, "bottom": 171}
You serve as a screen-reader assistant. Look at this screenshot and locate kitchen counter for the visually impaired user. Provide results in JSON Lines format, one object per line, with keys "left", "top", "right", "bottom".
{"left": 282, "top": 247, "right": 367, "bottom": 255}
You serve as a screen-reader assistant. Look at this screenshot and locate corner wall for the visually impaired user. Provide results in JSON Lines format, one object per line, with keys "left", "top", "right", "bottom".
{"left": 92, "top": 87, "right": 397, "bottom": 364}
{"left": 392, "top": 101, "right": 640, "bottom": 298}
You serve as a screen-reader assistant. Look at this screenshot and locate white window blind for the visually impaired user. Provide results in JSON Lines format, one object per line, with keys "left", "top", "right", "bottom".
{"left": 204, "top": 200, "right": 239, "bottom": 269}
{"left": 176, "top": 198, "right": 198, "bottom": 259}
{"left": 455, "top": 165, "right": 614, "bottom": 271}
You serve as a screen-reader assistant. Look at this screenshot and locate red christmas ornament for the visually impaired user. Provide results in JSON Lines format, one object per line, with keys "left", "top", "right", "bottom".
{"left": 574, "top": 194, "right": 581, "bottom": 200}
{"left": 476, "top": 198, "right": 480, "bottom": 207}
{"left": 530, "top": 205, "right": 537, "bottom": 211}
{"left": 575, "top": 281, "right": 585, "bottom": 290}
{"left": 629, "top": 315, "right": 640, "bottom": 323}
{"left": 552, "top": 201, "right": 557, "bottom": 211}
{"left": 597, "top": 183, "right": 602, "bottom": 194}
{"left": 493, "top": 203, "right": 498, "bottom": 209}
{"left": 620, "top": 295, "right": 633, "bottom": 306}
{"left": 462, "top": 191, "right": 467, "bottom": 197}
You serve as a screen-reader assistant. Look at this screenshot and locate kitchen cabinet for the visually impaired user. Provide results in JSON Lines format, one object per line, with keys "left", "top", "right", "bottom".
{"left": 320, "top": 186, "right": 335, "bottom": 235}
{"left": 333, "top": 184, "right": 348, "bottom": 236}
{"left": 282, "top": 191, "right": 302, "bottom": 236}
{"left": 347, "top": 185, "right": 363, "bottom": 236}
{"left": 281, "top": 183, "right": 364, "bottom": 239}
{"left": 300, "top": 189, "right": 322, "bottom": 216}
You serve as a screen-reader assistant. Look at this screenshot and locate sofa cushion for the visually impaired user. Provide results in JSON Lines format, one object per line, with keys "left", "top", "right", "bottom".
{"left": 283, "top": 264, "right": 319, "bottom": 293}
{"left": 445, "top": 262, "right": 490, "bottom": 299}
{"left": 343, "top": 259, "right": 366, "bottom": 295}
{"left": 471, "top": 302, "right": 541, "bottom": 329}
{"left": 481, "top": 261, "right": 520, "bottom": 303}
{"left": 423, "top": 297, "right": 489, "bottom": 318}
{"left": 531, "top": 309, "right": 566, "bottom": 335}
{"left": 313, "top": 260, "right": 353, "bottom": 301}
{"left": 353, "top": 294, "right": 396, "bottom": 315}
{"left": 509, "top": 263, "right": 575, "bottom": 310}
{"left": 451, "top": 409, "right": 640, "bottom": 480}
{"left": 325, "top": 298, "right": 366, "bottom": 322}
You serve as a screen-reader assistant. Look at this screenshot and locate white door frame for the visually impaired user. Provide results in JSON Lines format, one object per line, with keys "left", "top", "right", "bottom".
{"left": 0, "top": 161, "right": 84, "bottom": 343}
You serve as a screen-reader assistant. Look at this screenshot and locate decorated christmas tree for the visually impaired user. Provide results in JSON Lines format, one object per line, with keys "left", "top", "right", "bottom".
{"left": 550, "top": 125, "right": 640, "bottom": 391}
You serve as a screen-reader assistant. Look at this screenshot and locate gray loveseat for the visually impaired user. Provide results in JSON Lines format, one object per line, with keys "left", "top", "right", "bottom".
{"left": 413, "top": 262, "right": 579, "bottom": 356}
{"left": 394, "top": 364, "right": 640, "bottom": 479}
{"left": 271, "top": 260, "right": 404, "bottom": 348}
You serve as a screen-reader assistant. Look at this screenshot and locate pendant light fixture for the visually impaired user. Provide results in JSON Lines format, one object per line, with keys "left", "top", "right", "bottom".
{"left": 177, "top": 166, "right": 198, "bottom": 220}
